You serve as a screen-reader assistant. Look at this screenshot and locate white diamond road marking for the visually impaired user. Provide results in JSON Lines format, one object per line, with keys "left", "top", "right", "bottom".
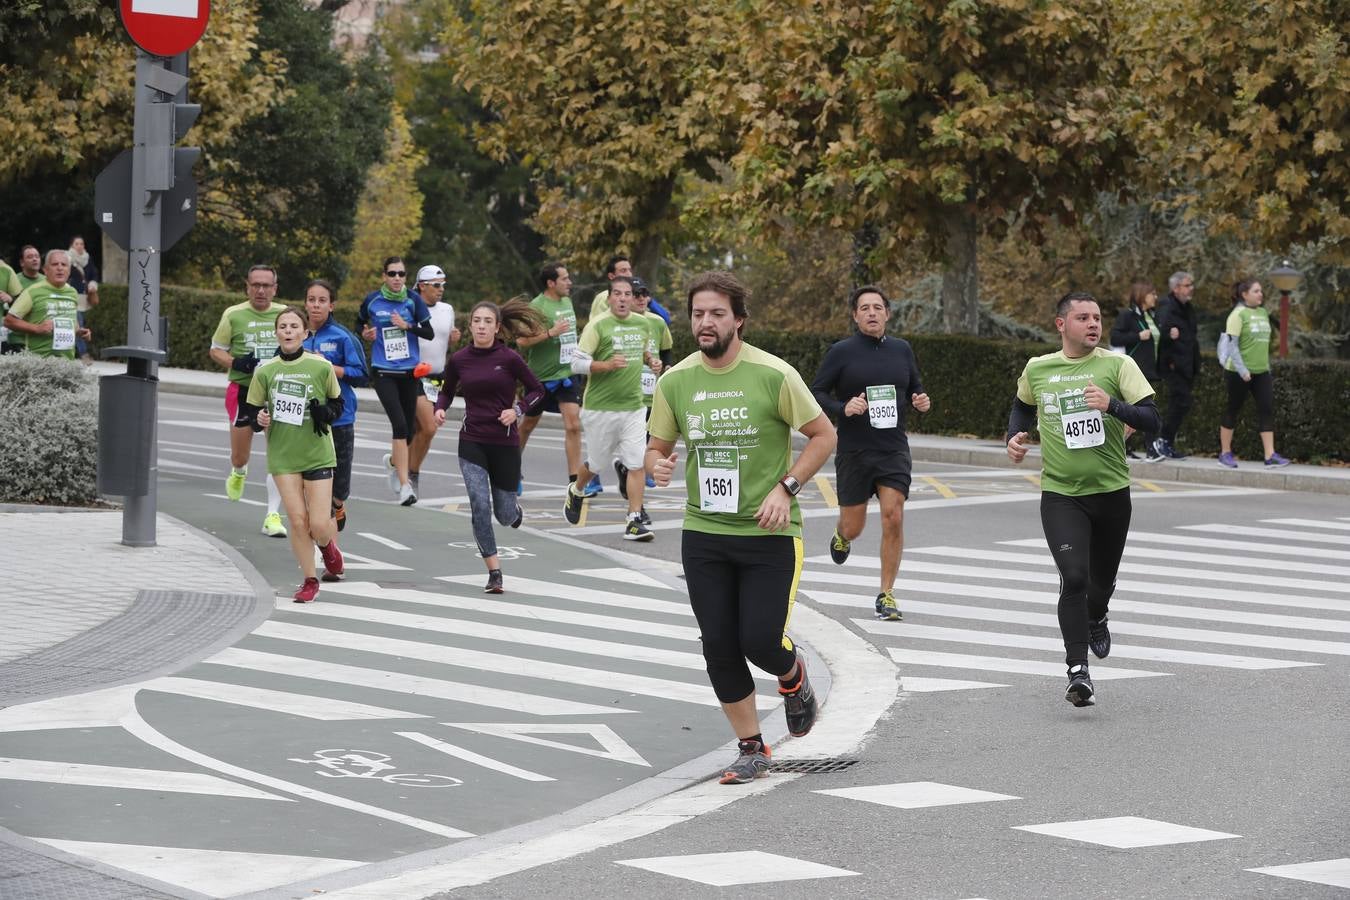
{"left": 1246, "top": 858, "right": 1350, "bottom": 889}
{"left": 615, "top": 850, "right": 859, "bottom": 886}
{"left": 901, "top": 676, "right": 1008, "bottom": 692}
{"left": 814, "top": 781, "right": 1020, "bottom": 809}
{"left": 564, "top": 567, "right": 681, "bottom": 591}
{"left": 1014, "top": 816, "right": 1239, "bottom": 848}
{"left": 888, "top": 648, "right": 1166, "bottom": 680}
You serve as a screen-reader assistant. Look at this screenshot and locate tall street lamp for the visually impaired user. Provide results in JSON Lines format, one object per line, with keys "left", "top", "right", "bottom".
{"left": 1268, "top": 260, "right": 1302, "bottom": 359}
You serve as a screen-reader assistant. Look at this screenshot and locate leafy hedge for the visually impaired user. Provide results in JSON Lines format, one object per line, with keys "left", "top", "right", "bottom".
{"left": 0, "top": 355, "right": 100, "bottom": 505}
{"left": 674, "top": 326, "right": 1350, "bottom": 462}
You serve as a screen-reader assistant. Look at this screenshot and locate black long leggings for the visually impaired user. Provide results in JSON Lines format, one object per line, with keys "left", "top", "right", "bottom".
{"left": 1221, "top": 370, "right": 1275, "bottom": 432}
{"left": 373, "top": 370, "right": 420, "bottom": 442}
{"left": 1040, "top": 488, "right": 1132, "bottom": 667}
{"left": 681, "top": 530, "right": 800, "bottom": 704}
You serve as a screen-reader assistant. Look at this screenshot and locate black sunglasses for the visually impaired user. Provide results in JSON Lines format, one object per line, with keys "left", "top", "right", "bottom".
{"left": 386, "top": 270, "right": 407, "bottom": 277}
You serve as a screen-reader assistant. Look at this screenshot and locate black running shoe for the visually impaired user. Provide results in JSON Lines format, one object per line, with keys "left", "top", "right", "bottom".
{"left": 484, "top": 569, "right": 503, "bottom": 594}
{"left": 510, "top": 506, "right": 523, "bottom": 529}
{"left": 615, "top": 459, "right": 629, "bottom": 500}
{"left": 623, "top": 515, "right": 655, "bottom": 542}
{"left": 1089, "top": 616, "right": 1111, "bottom": 659}
{"left": 638, "top": 506, "right": 651, "bottom": 526}
{"left": 563, "top": 484, "right": 584, "bottom": 525}
{"left": 779, "top": 651, "right": 817, "bottom": 737}
{"left": 829, "top": 530, "right": 851, "bottom": 565}
{"left": 1065, "top": 664, "right": 1095, "bottom": 707}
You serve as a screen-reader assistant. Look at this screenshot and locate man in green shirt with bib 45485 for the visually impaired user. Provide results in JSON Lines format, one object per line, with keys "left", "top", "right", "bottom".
{"left": 1006, "top": 291, "right": 1160, "bottom": 709}
{"left": 3, "top": 249, "right": 90, "bottom": 358}
{"left": 646, "top": 271, "right": 836, "bottom": 786}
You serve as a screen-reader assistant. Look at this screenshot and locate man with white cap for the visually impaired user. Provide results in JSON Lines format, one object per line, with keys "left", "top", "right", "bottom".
{"left": 408, "top": 264, "right": 461, "bottom": 494}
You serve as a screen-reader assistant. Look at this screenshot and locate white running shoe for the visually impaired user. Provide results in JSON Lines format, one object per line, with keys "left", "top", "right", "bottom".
{"left": 383, "top": 453, "right": 400, "bottom": 494}
{"left": 398, "top": 481, "right": 417, "bottom": 506}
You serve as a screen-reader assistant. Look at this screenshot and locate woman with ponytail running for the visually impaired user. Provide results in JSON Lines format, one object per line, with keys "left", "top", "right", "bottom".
{"left": 435, "top": 298, "right": 546, "bottom": 593}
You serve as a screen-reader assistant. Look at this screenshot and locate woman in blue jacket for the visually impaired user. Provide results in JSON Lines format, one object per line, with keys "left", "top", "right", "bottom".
{"left": 304, "top": 279, "right": 367, "bottom": 534}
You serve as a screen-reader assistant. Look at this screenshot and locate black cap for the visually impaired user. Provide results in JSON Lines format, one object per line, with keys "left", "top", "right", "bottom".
{"left": 629, "top": 276, "right": 649, "bottom": 295}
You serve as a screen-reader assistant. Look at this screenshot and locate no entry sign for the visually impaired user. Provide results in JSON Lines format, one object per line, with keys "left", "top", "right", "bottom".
{"left": 119, "top": 0, "right": 211, "bottom": 57}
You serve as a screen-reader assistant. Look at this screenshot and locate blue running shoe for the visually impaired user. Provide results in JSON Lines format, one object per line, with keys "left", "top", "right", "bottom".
{"left": 582, "top": 474, "right": 603, "bottom": 497}
{"left": 645, "top": 473, "right": 656, "bottom": 488}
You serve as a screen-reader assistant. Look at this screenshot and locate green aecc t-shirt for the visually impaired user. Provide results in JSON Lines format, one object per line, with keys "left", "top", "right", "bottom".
{"left": 246, "top": 353, "right": 341, "bottom": 475}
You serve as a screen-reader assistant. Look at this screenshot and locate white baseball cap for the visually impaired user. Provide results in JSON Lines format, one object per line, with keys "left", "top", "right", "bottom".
{"left": 416, "top": 265, "right": 446, "bottom": 283}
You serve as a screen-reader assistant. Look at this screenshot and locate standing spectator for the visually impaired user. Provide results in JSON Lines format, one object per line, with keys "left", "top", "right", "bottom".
{"left": 408, "top": 264, "right": 461, "bottom": 496}
{"left": 303, "top": 279, "right": 368, "bottom": 534}
{"left": 15, "top": 246, "right": 43, "bottom": 292}
{"left": 1152, "top": 271, "right": 1199, "bottom": 459}
{"left": 2, "top": 250, "right": 90, "bottom": 358}
{"left": 1217, "top": 279, "right": 1290, "bottom": 468}
{"left": 67, "top": 235, "right": 100, "bottom": 363}
{"left": 0, "top": 255, "right": 23, "bottom": 354}
{"left": 1110, "top": 280, "right": 1162, "bottom": 460}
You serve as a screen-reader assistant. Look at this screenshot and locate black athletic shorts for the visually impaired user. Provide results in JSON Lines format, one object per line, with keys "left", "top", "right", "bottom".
{"left": 835, "top": 447, "right": 911, "bottom": 505}
{"left": 528, "top": 377, "right": 583, "bottom": 416}
{"left": 301, "top": 467, "right": 334, "bottom": 482}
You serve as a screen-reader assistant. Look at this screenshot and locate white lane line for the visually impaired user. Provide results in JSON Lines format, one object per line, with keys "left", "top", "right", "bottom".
{"left": 1246, "top": 858, "right": 1350, "bottom": 889}
{"left": 357, "top": 532, "right": 412, "bottom": 551}
{"left": 160, "top": 459, "right": 216, "bottom": 473}
{"left": 614, "top": 850, "right": 859, "bottom": 886}
{"left": 852, "top": 620, "right": 1315, "bottom": 670}
{"left": 814, "top": 781, "right": 1020, "bottom": 809}
{"left": 803, "top": 589, "right": 1350, "bottom": 655}
{"left": 280, "top": 599, "right": 768, "bottom": 680}
{"left": 901, "top": 676, "right": 1008, "bottom": 692}
{"left": 35, "top": 839, "right": 364, "bottom": 898}
{"left": 0, "top": 758, "right": 287, "bottom": 800}
{"left": 253, "top": 621, "right": 778, "bottom": 710}
{"left": 205, "top": 648, "right": 633, "bottom": 716}
{"left": 803, "top": 580, "right": 1350, "bottom": 634}
{"left": 120, "top": 711, "right": 474, "bottom": 840}
{"left": 396, "top": 732, "right": 555, "bottom": 782}
{"left": 161, "top": 418, "right": 227, "bottom": 430}
{"left": 563, "top": 567, "right": 682, "bottom": 592}
{"left": 921, "top": 542, "right": 1350, "bottom": 580}
{"left": 143, "top": 676, "right": 430, "bottom": 720}
{"left": 322, "top": 582, "right": 700, "bottom": 641}
{"left": 819, "top": 550, "right": 1350, "bottom": 596}
{"left": 203, "top": 492, "right": 267, "bottom": 507}
{"left": 1263, "top": 518, "right": 1350, "bottom": 533}
{"left": 888, "top": 648, "right": 1165, "bottom": 679}
{"left": 437, "top": 575, "right": 694, "bottom": 617}
{"left": 1123, "top": 531, "right": 1350, "bottom": 561}
{"left": 1013, "top": 816, "right": 1238, "bottom": 848}
{"left": 1181, "top": 523, "right": 1350, "bottom": 544}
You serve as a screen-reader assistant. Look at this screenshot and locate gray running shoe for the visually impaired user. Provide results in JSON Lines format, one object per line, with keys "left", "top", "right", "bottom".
{"left": 779, "top": 650, "right": 817, "bottom": 737}
{"left": 1089, "top": 616, "right": 1111, "bottom": 659}
{"left": 718, "top": 739, "right": 771, "bottom": 785}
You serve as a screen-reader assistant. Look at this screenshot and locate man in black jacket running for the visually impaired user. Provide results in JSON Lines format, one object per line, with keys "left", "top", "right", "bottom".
{"left": 811, "top": 285, "right": 930, "bottom": 621}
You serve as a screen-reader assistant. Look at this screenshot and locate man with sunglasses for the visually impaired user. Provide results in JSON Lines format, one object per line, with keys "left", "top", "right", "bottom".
{"left": 408, "top": 264, "right": 462, "bottom": 496}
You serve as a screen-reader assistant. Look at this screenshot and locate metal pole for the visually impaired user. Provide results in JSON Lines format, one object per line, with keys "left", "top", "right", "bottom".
{"left": 124, "top": 50, "right": 165, "bottom": 547}
{"left": 1278, "top": 290, "right": 1291, "bottom": 359}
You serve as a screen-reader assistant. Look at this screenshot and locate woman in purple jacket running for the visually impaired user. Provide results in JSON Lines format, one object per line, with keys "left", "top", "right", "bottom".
{"left": 435, "top": 298, "right": 546, "bottom": 593}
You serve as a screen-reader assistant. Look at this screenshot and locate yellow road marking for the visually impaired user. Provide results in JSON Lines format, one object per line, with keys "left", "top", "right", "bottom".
{"left": 1022, "top": 473, "right": 1041, "bottom": 487}
{"left": 577, "top": 496, "right": 589, "bottom": 527}
{"left": 440, "top": 504, "right": 459, "bottom": 512}
{"left": 814, "top": 474, "right": 838, "bottom": 508}
{"left": 921, "top": 476, "right": 957, "bottom": 499}
{"left": 1134, "top": 480, "right": 1165, "bottom": 493}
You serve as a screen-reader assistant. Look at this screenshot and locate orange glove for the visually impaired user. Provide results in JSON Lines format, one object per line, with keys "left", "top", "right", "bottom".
{"left": 413, "top": 362, "right": 432, "bottom": 378}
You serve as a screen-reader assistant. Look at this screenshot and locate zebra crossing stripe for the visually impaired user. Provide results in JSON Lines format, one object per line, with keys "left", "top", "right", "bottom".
{"left": 142, "top": 676, "right": 431, "bottom": 720}
{"left": 886, "top": 648, "right": 1165, "bottom": 679}
{"left": 251, "top": 621, "right": 778, "bottom": 710}
{"left": 317, "top": 581, "right": 701, "bottom": 641}
{"left": 1262, "top": 518, "right": 1350, "bottom": 533}
{"left": 1180, "top": 523, "right": 1350, "bottom": 544}
{"left": 853, "top": 620, "right": 1316, "bottom": 670}
{"left": 204, "top": 647, "right": 635, "bottom": 716}
{"left": 437, "top": 575, "right": 693, "bottom": 617}
{"left": 0, "top": 757, "right": 287, "bottom": 800}
{"left": 563, "top": 567, "right": 682, "bottom": 591}
{"left": 919, "top": 543, "right": 1350, "bottom": 579}
{"left": 1124, "top": 531, "right": 1350, "bottom": 561}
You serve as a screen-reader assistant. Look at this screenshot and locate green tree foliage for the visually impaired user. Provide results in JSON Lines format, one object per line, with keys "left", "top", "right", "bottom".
{"left": 713, "top": 0, "right": 1132, "bottom": 334}
{"left": 379, "top": 0, "right": 544, "bottom": 306}
{"left": 442, "top": 0, "right": 733, "bottom": 279}
{"left": 173, "top": 0, "right": 392, "bottom": 291}
{"left": 343, "top": 105, "right": 427, "bottom": 290}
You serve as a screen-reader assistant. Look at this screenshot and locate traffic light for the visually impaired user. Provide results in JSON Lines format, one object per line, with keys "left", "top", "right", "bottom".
{"left": 140, "top": 58, "right": 200, "bottom": 192}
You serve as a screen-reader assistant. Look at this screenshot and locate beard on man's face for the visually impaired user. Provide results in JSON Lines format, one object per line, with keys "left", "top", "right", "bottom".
{"left": 699, "top": 330, "right": 735, "bottom": 359}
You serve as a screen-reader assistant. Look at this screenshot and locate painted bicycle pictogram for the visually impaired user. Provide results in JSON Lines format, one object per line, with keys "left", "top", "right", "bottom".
{"left": 287, "top": 748, "right": 462, "bottom": 787}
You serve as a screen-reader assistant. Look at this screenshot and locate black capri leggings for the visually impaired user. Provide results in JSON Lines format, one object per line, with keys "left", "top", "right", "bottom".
{"left": 1221, "top": 370, "right": 1275, "bottom": 432}
{"left": 681, "top": 530, "right": 801, "bottom": 704}
{"left": 331, "top": 424, "right": 354, "bottom": 502}
{"left": 373, "top": 370, "right": 421, "bottom": 442}
{"left": 1040, "top": 488, "right": 1132, "bottom": 667}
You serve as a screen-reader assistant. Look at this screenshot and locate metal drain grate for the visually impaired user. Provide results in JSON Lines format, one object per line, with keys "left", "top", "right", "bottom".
{"left": 772, "top": 757, "right": 860, "bottom": 775}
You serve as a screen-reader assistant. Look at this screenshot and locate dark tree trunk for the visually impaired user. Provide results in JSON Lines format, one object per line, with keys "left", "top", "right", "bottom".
{"left": 940, "top": 206, "right": 979, "bottom": 335}
{"left": 630, "top": 174, "right": 676, "bottom": 286}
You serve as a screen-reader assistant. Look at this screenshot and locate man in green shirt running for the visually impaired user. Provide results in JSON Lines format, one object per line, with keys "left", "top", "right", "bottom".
{"left": 209, "top": 264, "right": 289, "bottom": 537}
{"left": 3, "top": 249, "right": 90, "bottom": 358}
{"left": 646, "top": 271, "right": 836, "bottom": 785}
{"left": 0, "top": 257, "right": 21, "bottom": 354}
{"left": 15, "top": 246, "right": 43, "bottom": 292}
{"left": 516, "top": 261, "right": 584, "bottom": 492}
{"left": 562, "top": 276, "right": 657, "bottom": 541}
{"left": 1006, "top": 291, "right": 1160, "bottom": 708}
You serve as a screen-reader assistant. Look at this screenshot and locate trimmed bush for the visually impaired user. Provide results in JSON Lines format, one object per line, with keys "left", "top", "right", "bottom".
{"left": 674, "top": 326, "right": 1350, "bottom": 462}
{"left": 0, "top": 355, "right": 100, "bottom": 505}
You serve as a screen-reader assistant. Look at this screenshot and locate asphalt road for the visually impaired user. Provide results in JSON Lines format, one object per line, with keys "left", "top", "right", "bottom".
{"left": 7, "top": 390, "right": 1349, "bottom": 899}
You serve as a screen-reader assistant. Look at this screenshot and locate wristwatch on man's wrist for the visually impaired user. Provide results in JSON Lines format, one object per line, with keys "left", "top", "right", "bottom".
{"left": 779, "top": 474, "right": 802, "bottom": 496}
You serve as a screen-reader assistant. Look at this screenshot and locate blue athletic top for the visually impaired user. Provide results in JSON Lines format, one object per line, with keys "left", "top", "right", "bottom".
{"left": 303, "top": 316, "right": 367, "bottom": 427}
{"left": 357, "top": 290, "right": 432, "bottom": 372}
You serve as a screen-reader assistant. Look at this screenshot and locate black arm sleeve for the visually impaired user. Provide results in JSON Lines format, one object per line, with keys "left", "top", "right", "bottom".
{"left": 1006, "top": 397, "right": 1036, "bottom": 443}
{"left": 659, "top": 349, "right": 673, "bottom": 368}
{"left": 809, "top": 345, "right": 847, "bottom": 419}
{"left": 410, "top": 319, "right": 435, "bottom": 340}
{"left": 1106, "top": 396, "right": 1162, "bottom": 433}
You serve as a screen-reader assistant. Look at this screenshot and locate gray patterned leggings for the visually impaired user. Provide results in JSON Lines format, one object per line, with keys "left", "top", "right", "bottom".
{"left": 459, "top": 456, "right": 520, "bottom": 559}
